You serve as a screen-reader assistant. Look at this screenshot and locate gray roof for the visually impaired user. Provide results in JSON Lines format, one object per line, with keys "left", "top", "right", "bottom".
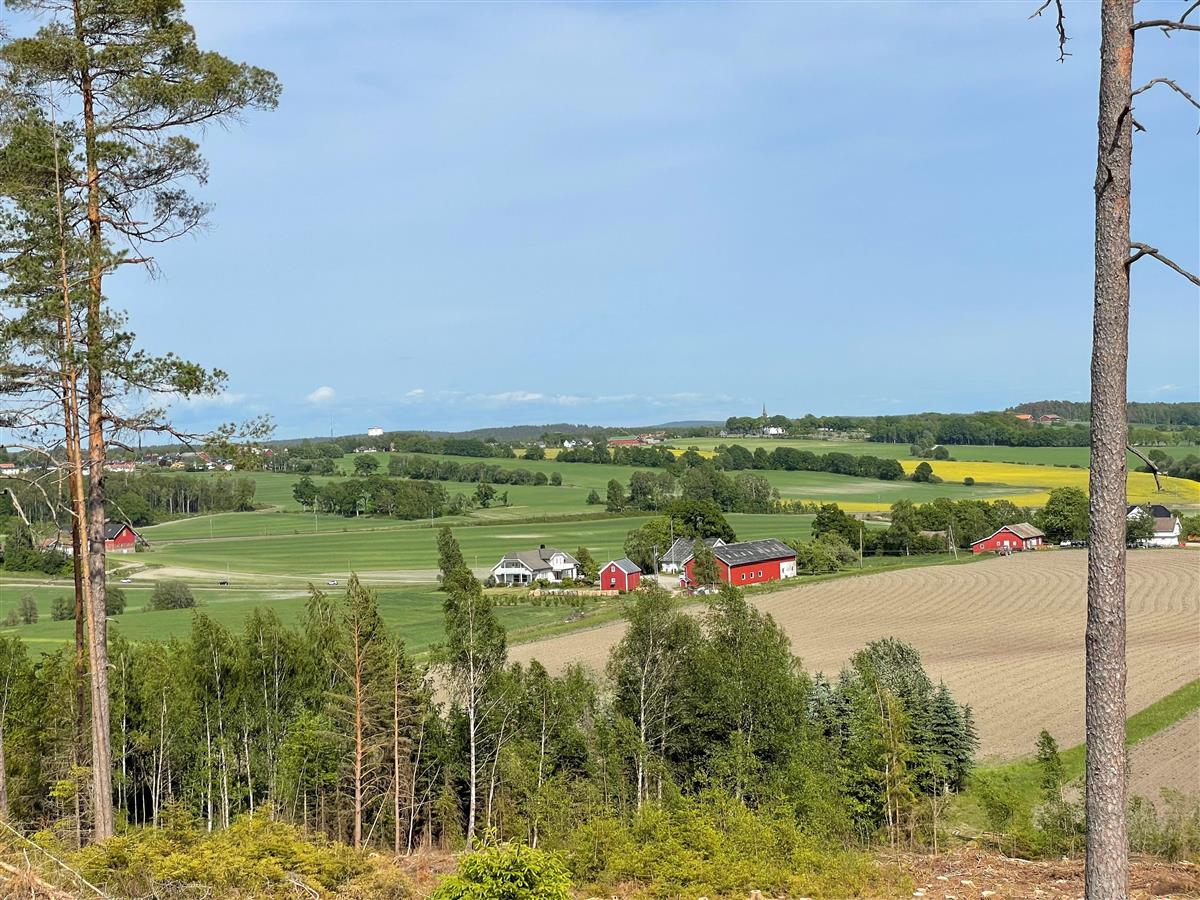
{"left": 104, "top": 522, "right": 140, "bottom": 541}
{"left": 659, "top": 536, "right": 725, "bottom": 566}
{"left": 1128, "top": 504, "right": 1172, "bottom": 519}
{"left": 1005, "top": 522, "right": 1045, "bottom": 540}
{"left": 971, "top": 522, "right": 1045, "bottom": 545}
{"left": 495, "top": 547, "right": 579, "bottom": 572}
{"left": 604, "top": 558, "right": 641, "bottom": 575}
{"left": 712, "top": 539, "right": 796, "bottom": 566}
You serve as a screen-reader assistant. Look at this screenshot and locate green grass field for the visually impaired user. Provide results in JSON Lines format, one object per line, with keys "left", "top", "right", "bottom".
{"left": 665, "top": 438, "right": 1191, "bottom": 469}
{"left": 0, "top": 582, "right": 603, "bottom": 654}
{"left": 136, "top": 512, "right": 821, "bottom": 578}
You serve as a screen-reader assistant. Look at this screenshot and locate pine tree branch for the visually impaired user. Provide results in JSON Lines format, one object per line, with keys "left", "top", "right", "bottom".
{"left": 1030, "top": 0, "right": 1071, "bottom": 61}
{"left": 1126, "top": 444, "right": 1163, "bottom": 491}
{"left": 1130, "top": 77, "right": 1200, "bottom": 132}
{"left": 1127, "top": 242, "right": 1200, "bottom": 286}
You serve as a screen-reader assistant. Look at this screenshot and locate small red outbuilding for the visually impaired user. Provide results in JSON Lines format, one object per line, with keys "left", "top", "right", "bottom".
{"left": 104, "top": 522, "right": 143, "bottom": 554}
{"left": 970, "top": 522, "right": 1045, "bottom": 554}
{"left": 599, "top": 558, "right": 642, "bottom": 592}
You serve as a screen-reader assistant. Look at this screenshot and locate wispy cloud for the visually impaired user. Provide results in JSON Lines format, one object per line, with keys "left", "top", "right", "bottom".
{"left": 306, "top": 385, "right": 336, "bottom": 404}
{"left": 170, "top": 390, "right": 247, "bottom": 410}
{"left": 1150, "top": 384, "right": 1180, "bottom": 395}
{"left": 405, "top": 388, "right": 425, "bottom": 398}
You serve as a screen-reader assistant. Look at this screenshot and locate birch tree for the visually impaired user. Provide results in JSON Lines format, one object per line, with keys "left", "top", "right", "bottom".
{"left": 438, "top": 528, "right": 506, "bottom": 848}
{"left": 1033, "top": 2, "right": 1199, "bottom": 894}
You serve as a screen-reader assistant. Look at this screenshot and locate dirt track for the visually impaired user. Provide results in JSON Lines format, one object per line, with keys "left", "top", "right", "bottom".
{"left": 510, "top": 551, "right": 1200, "bottom": 762}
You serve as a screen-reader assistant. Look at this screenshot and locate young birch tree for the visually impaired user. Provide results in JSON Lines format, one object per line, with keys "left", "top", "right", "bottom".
{"left": 438, "top": 528, "right": 506, "bottom": 848}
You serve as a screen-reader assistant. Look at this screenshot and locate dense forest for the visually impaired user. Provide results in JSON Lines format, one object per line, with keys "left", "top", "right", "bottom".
{"left": 0, "top": 528, "right": 981, "bottom": 893}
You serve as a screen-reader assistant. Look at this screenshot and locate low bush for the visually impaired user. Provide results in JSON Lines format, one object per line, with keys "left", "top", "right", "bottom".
{"left": 70, "top": 808, "right": 367, "bottom": 895}
{"left": 431, "top": 841, "right": 571, "bottom": 900}
{"left": 564, "top": 793, "right": 887, "bottom": 899}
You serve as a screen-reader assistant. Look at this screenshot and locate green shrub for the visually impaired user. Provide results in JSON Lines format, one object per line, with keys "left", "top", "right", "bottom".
{"left": 70, "top": 808, "right": 366, "bottom": 895}
{"left": 432, "top": 842, "right": 572, "bottom": 900}
{"left": 564, "top": 793, "right": 887, "bottom": 899}
{"left": 148, "top": 580, "right": 195, "bottom": 611}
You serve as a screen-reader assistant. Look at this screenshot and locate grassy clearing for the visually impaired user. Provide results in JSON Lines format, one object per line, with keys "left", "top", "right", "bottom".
{"left": 0, "top": 582, "right": 604, "bottom": 653}
{"left": 950, "top": 679, "right": 1200, "bottom": 831}
{"left": 137, "top": 512, "right": 821, "bottom": 578}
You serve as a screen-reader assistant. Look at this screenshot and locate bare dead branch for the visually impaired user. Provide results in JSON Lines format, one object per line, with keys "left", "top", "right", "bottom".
{"left": 1132, "top": 18, "right": 1200, "bottom": 33}
{"left": 1131, "top": 78, "right": 1200, "bottom": 132}
{"left": 1125, "top": 444, "right": 1163, "bottom": 491}
{"left": 1127, "top": 242, "right": 1200, "bottom": 286}
{"left": 1030, "top": 0, "right": 1071, "bottom": 60}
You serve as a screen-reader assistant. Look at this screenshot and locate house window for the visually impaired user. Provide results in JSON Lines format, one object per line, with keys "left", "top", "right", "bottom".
{"left": 740, "top": 573, "right": 745, "bottom": 581}
{"left": 609, "top": 578, "right": 616, "bottom": 587}
{"left": 758, "top": 570, "right": 763, "bottom": 577}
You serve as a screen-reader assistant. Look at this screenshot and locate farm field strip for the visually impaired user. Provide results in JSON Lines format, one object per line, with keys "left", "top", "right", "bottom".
{"left": 132, "top": 513, "right": 820, "bottom": 578}
{"left": 508, "top": 551, "right": 1200, "bottom": 763}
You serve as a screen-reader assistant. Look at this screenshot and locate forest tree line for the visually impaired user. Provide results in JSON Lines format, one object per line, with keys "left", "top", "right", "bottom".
{"left": 0, "top": 527, "right": 979, "bottom": 866}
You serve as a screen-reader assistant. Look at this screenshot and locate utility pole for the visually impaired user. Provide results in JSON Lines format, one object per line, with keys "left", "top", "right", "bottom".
{"left": 859, "top": 524, "right": 864, "bottom": 568}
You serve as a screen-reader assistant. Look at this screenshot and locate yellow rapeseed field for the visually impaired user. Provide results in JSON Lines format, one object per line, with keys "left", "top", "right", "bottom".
{"left": 900, "top": 460, "right": 1200, "bottom": 508}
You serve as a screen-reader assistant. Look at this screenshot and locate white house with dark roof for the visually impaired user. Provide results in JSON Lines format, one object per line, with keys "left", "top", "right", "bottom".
{"left": 658, "top": 536, "right": 727, "bottom": 574}
{"left": 1126, "top": 504, "right": 1182, "bottom": 548}
{"left": 491, "top": 545, "right": 580, "bottom": 585}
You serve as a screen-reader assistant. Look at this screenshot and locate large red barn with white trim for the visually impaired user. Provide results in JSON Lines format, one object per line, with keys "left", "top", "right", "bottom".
{"left": 685, "top": 539, "right": 798, "bottom": 586}
{"left": 970, "top": 522, "right": 1045, "bottom": 554}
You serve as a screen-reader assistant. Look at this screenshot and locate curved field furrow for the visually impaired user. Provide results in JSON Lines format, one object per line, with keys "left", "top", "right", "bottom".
{"left": 510, "top": 552, "right": 1200, "bottom": 761}
{"left": 1128, "top": 710, "right": 1200, "bottom": 801}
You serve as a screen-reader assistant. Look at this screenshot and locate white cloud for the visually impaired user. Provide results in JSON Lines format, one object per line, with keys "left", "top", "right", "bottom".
{"left": 1149, "top": 384, "right": 1180, "bottom": 395}
{"left": 405, "top": 388, "right": 425, "bottom": 398}
{"left": 482, "top": 390, "right": 544, "bottom": 403}
{"left": 306, "top": 385, "right": 336, "bottom": 404}
{"left": 169, "top": 390, "right": 247, "bottom": 410}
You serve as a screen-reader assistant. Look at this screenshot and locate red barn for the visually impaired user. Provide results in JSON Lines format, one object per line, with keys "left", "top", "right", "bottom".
{"left": 685, "top": 539, "right": 798, "bottom": 586}
{"left": 970, "top": 522, "right": 1045, "bottom": 554}
{"left": 104, "top": 522, "right": 144, "bottom": 554}
{"left": 599, "top": 558, "right": 641, "bottom": 592}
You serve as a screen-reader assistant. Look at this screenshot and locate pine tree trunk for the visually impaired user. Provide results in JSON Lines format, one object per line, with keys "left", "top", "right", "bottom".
{"left": 71, "top": 0, "right": 114, "bottom": 840}
{"left": 1086, "top": 2, "right": 1134, "bottom": 896}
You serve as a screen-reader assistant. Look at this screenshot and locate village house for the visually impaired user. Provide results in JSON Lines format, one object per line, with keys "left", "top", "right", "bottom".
{"left": 683, "top": 538, "right": 798, "bottom": 586}
{"left": 598, "top": 558, "right": 641, "bottom": 592}
{"left": 45, "top": 521, "right": 147, "bottom": 555}
{"left": 1038, "top": 413, "right": 1063, "bottom": 424}
{"left": 490, "top": 545, "right": 580, "bottom": 586}
{"left": 970, "top": 522, "right": 1045, "bottom": 554}
{"left": 658, "top": 536, "right": 726, "bottom": 574}
{"left": 1126, "top": 504, "right": 1182, "bottom": 548}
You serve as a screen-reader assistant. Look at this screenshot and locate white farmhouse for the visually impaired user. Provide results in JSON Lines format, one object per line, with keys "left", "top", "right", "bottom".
{"left": 491, "top": 546, "right": 580, "bottom": 585}
{"left": 1126, "top": 504, "right": 1183, "bottom": 548}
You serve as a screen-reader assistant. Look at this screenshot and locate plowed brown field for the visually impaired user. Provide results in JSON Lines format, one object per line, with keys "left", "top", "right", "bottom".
{"left": 510, "top": 551, "right": 1200, "bottom": 761}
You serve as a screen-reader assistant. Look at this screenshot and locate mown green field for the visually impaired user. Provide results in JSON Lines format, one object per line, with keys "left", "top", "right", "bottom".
{"left": 136, "top": 512, "right": 821, "bottom": 578}
{"left": 0, "top": 582, "right": 597, "bottom": 653}
{"left": 665, "top": 438, "right": 1181, "bottom": 468}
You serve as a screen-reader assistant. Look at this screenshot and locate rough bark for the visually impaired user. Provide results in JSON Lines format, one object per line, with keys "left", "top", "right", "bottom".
{"left": 72, "top": 0, "right": 115, "bottom": 841}
{"left": 1086, "top": 1, "right": 1135, "bottom": 896}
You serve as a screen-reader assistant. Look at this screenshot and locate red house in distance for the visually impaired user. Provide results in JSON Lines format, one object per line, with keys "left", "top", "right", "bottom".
{"left": 105, "top": 522, "right": 142, "bottom": 553}
{"left": 684, "top": 539, "right": 798, "bottom": 587}
{"left": 970, "top": 523, "right": 1045, "bottom": 554}
{"left": 599, "top": 558, "right": 641, "bottom": 592}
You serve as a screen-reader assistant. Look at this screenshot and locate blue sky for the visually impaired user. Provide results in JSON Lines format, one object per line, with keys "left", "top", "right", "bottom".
{"left": 76, "top": 2, "right": 1200, "bottom": 435}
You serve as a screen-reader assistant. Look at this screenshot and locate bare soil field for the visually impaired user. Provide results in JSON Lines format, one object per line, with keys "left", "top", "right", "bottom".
{"left": 1129, "top": 709, "right": 1200, "bottom": 802}
{"left": 510, "top": 551, "right": 1200, "bottom": 761}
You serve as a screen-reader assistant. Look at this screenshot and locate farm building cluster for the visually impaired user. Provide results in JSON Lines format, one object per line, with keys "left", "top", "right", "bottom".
{"left": 490, "top": 536, "right": 802, "bottom": 592}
